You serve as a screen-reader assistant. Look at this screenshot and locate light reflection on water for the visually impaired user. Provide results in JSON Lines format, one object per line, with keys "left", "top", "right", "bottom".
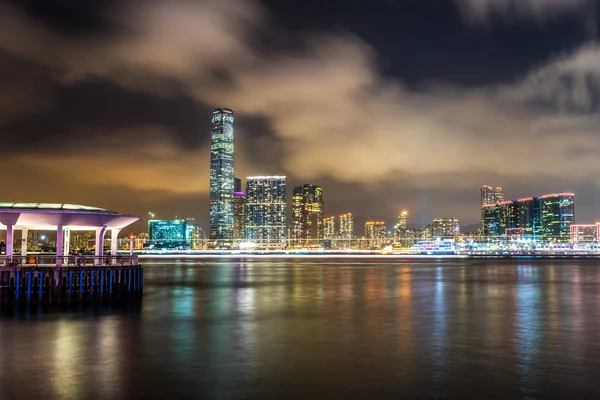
{"left": 2, "top": 258, "right": 600, "bottom": 399}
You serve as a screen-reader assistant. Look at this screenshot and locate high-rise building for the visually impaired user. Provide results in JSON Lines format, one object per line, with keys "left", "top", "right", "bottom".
{"left": 185, "top": 218, "right": 204, "bottom": 249}
{"left": 394, "top": 211, "right": 408, "bottom": 241}
{"left": 570, "top": 224, "right": 599, "bottom": 243}
{"left": 339, "top": 213, "right": 353, "bottom": 240}
{"left": 148, "top": 219, "right": 191, "bottom": 249}
{"left": 324, "top": 217, "right": 336, "bottom": 239}
{"left": 364, "top": 221, "right": 386, "bottom": 249}
{"left": 290, "top": 185, "right": 324, "bottom": 248}
{"left": 234, "top": 177, "right": 242, "bottom": 193}
{"left": 71, "top": 231, "right": 93, "bottom": 251}
{"left": 209, "top": 108, "right": 235, "bottom": 248}
{"left": 481, "top": 185, "right": 495, "bottom": 206}
{"left": 494, "top": 187, "right": 504, "bottom": 203}
{"left": 541, "top": 193, "right": 575, "bottom": 242}
{"left": 233, "top": 191, "right": 246, "bottom": 242}
{"left": 482, "top": 192, "right": 574, "bottom": 241}
{"left": 246, "top": 176, "right": 287, "bottom": 249}
{"left": 431, "top": 218, "right": 459, "bottom": 237}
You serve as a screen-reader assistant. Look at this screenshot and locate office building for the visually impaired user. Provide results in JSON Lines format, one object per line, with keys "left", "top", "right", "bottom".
{"left": 364, "top": 221, "right": 386, "bottom": 249}
{"left": 209, "top": 108, "right": 235, "bottom": 248}
{"left": 570, "top": 224, "right": 599, "bottom": 243}
{"left": 148, "top": 219, "right": 191, "bottom": 249}
{"left": 290, "top": 185, "right": 324, "bottom": 248}
{"left": 324, "top": 217, "right": 336, "bottom": 239}
{"left": 541, "top": 193, "right": 575, "bottom": 242}
{"left": 431, "top": 218, "right": 459, "bottom": 237}
{"left": 482, "top": 192, "right": 574, "bottom": 241}
{"left": 246, "top": 176, "right": 287, "bottom": 249}
{"left": 233, "top": 191, "right": 246, "bottom": 241}
{"left": 481, "top": 185, "right": 495, "bottom": 206}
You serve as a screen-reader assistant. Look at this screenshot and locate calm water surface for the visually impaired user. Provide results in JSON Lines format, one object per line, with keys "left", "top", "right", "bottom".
{"left": 2, "top": 258, "right": 600, "bottom": 399}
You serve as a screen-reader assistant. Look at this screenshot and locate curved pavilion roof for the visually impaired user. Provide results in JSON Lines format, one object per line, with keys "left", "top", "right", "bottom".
{"left": 0, "top": 203, "right": 140, "bottom": 230}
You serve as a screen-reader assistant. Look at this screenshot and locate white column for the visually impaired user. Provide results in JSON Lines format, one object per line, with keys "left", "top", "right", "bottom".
{"left": 56, "top": 225, "right": 64, "bottom": 266}
{"left": 6, "top": 224, "right": 13, "bottom": 257}
{"left": 110, "top": 228, "right": 120, "bottom": 256}
{"left": 63, "top": 228, "right": 70, "bottom": 257}
{"left": 21, "top": 228, "right": 28, "bottom": 256}
{"left": 95, "top": 227, "right": 107, "bottom": 265}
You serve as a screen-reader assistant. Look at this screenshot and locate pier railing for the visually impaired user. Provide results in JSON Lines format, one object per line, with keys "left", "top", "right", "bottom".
{"left": 1, "top": 255, "right": 139, "bottom": 268}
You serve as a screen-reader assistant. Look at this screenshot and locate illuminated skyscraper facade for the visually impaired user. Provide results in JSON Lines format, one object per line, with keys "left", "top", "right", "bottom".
{"left": 339, "top": 213, "right": 353, "bottom": 247}
{"left": 541, "top": 193, "right": 575, "bottom": 242}
{"left": 494, "top": 187, "right": 504, "bottom": 203}
{"left": 290, "top": 185, "right": 324, "bottom": 248}
{"left": 246, "top": 176, "right": 287, "bottom": 249}
{"left": 481, "top": 185, "right": 495, "bottom": 206}
{"left": 482, "top": 192, "right": 574, "bottom": 241}
{"left": 209, "top": 108, "right": 235, "bottom": 248}
{"left": 233, "top": 191, "right": 246, "bottom": 241}
{"left": 324, "top": 217, "right": 336, "bottom": 239}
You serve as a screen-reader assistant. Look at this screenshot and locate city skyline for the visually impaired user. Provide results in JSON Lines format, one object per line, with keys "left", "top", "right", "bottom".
{"left": 0, "top": 1, "right": 599, "bottom": 234}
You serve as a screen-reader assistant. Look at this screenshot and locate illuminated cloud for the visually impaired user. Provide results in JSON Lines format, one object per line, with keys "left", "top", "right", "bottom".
{"left": 1, "top": 0, "right": 599, "bottom": 223}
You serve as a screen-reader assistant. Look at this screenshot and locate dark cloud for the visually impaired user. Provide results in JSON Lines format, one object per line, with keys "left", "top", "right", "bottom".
{"left": 0, "top": 0, "right": 599, "bottom": 231}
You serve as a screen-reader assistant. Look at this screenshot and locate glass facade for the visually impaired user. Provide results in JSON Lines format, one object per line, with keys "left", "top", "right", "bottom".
{"left": 482, "top": 193, "right": 574, "bottom": 241}
{"left": 209, "top": 108, "right": 235, "bottom": 247}
{"left": 233, "top": 191, "right": 246, "bottom": 242}
{"left": 541, "top": 193, "right": 575, "bottom": 242}
{"left": 245, "top": 176, "right": 287, "bottom": 249}
{"left": 147, "top": 220, "right": 190, "bottom": 249}
{"left": 290, "top": 185, "right": 324, "bottom": 248}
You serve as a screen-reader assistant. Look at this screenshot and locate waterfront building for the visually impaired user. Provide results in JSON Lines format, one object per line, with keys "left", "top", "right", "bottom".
{"left": 482, "top": 192, "right": 574, "bottom": 241}
{"left": 393, "top": 211, "right": 408, "bottom": 240}
{"left": 245, "top": 176, "right": 287, "bottom": 249}
{"left": 71, "top": 231, "right": 93, "bottom": 251}
{"left": 418, "top": 225, "right": 433, "bottom": 240}
{"left": 431, "top": 218, "right": 459, "bottom": 237}
{"left": 324, "top": 217, "right": 336, "bottom": 240}
{"left": 541, "top": 193, "right": 575, "bottom": 242}
{"left": 209, "top": 108, "right": 235, "bottom": 248}
{"left": 148, "top": 219, "right": 190, "bottom": 249}
{"left": 364, "top": 221, "right": 386, "bottom": 249}
{"left": 570, "top": 224, "right": 599, "bottom": 243}
{"left": 290, "top": 185, "right": 324, "bottom": 248}
{"left": 185, "top": 218, "right": 204, "bottom": 249}
{"left": 233, "top": 191, "right": 246, "bottom": 242}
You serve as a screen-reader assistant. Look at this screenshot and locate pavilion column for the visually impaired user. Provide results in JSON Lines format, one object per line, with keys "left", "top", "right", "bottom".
{"left": 21, "top": 228, "right": 28, "bottom": 256}
{"left": 63, "top": 228, "right": 70, "bottom": 257}
{"left": 95, "top": 227, "right": 107, "bottom": 265}
{"left": 56, "top": 225, "right": 64, "bottom": 266}
{"left": 6, "top": 224, "right": 13, "bottom": 258}
{"left": 110, "top": 228, "right": 120, "bottom": 256}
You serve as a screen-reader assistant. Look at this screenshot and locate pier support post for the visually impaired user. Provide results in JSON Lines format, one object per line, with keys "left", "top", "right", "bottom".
{"left": 6, "top": 224, "right": 13, "bottom": 259}
{"left": 21, "top": 228, "right": 27, "bottom": 256}
{"left": 56, "top": 225, "right": 64, "bottom": 266}
{"left": 95, "top": 227, "right": 107, "bottom": 266}
{"left": 110, "top": 229, "right": 120, "bottom": 256}
{"left": 63, "top": 228, "right": 70, "bottom": 257}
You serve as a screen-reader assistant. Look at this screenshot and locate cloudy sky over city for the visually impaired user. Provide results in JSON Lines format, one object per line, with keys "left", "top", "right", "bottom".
{"left": 1, "top": 0, "right": 599, "bottom": 231}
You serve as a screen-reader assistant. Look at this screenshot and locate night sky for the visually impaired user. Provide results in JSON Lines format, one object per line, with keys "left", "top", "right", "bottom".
{"left": 1, "top": 0, "right": 599, "bottom": 233}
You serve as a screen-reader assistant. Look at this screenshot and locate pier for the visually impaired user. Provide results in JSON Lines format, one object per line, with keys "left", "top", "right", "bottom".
{"left": 0, "top": 203, "right": 142, "bottom": 306}
{"left": 0, "top": 255, "right": 142, "bottom": 304}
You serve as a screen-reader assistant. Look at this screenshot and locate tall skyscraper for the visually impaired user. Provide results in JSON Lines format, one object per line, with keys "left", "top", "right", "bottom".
{"left": 397, "top": 211, "right": 408, "bottom": 231}
{"left": 246, "top": 176, "right": 287, "bottom": 249}
{"left": 233, "top": 191, "right": 246, "bottom": 241}
{"left": 290, "top": 184, "right": 324, "bottom": 247}
{"left": 234, "top": 177, "right": 242, "bottom": 193}
{"left": 339, "top": 213, "right": 354, "bottom": 247}
{"left": 209, "top": 108, "right": 235, "bottom": 248}
{"left": 324, "top": 217, "right": 336, "bottom": 239}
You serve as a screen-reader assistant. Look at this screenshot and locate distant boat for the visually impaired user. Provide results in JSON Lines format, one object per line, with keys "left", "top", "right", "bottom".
{"left": 408, "top": 239, "right": 456, "bottom": 255}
